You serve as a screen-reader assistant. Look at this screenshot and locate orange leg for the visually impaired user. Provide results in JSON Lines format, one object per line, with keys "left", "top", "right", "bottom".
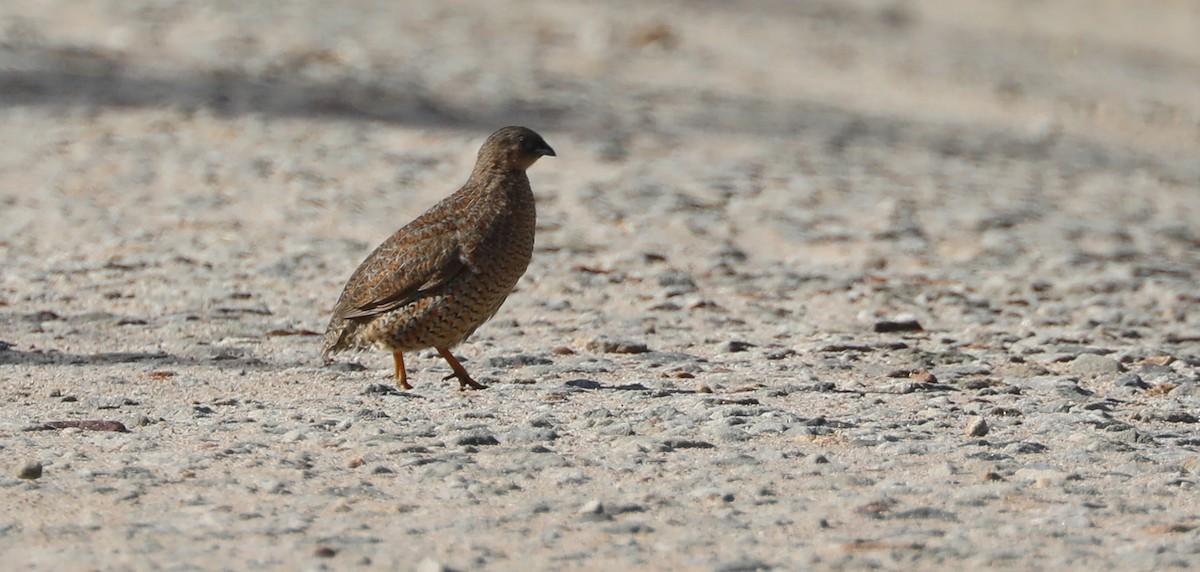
{"left": 435, "top": 347, "right": 487, "bottom": 391}
{"left": 393, "top": 351, "right": 412, "bottom": 390}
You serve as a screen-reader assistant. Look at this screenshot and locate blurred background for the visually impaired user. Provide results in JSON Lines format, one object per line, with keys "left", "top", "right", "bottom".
{"left": 1, "top": 0, "right": 1196, "bottom": 151}
{"left": 0, "top": 0, "right": 1197, "bottom": 331}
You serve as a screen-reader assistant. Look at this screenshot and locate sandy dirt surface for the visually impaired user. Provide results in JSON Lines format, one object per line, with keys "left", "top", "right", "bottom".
{"left": 2, "top": 1, "right": 1199, "bottom": 570}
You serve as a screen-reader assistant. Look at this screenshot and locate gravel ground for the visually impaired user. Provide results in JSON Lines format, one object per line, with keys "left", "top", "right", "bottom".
{"left": 2, "top": 1, "right": 1199, "bottom": 570}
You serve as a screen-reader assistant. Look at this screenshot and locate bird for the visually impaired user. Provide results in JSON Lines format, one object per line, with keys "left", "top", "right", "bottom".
{"left": 322, "top": 126, "right": 555, "bottom": 391}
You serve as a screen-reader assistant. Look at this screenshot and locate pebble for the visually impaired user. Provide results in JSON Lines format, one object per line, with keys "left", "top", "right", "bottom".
{"left": 1069, "top": 354, "right": 1124, "bottom": 376}
{"left": 485, "top": 354, "right": 554, "bottom": 367}
{"left": 657, "top": 271, "right": 698, "bottom": 296}
{"left": 578, "top": 499, "right": 604, "bottom": 514}
{"left": 129, "top": 415, "right": 154, "bottom": 427}
{"left": 1114, "top": 373, "right": 1149, "bottom": 389}
{"left": 1003, "top": 441, "right": 1049, "bottom": 455}
{"left": 582, "top": 336, "right": 651, "bottom": 354}
{"left": 661, "top": 438, "right": 716, "bottom": 450}
{"left": 1132, "top": 410, "right": 1198, "bottom": 424}
{"left": 548, "top": 469, "right": 589, "bottom": 486}
{"left": 602, "top": 521, "right": 653, "bottom": 534}
{"left": 17, "top": 461, "right": 43, "bottom": 480}
{"left": 713, "top": 560, "right": 773, "bottom": 572}
{"left": 454, "top": 432, "right": 500, "bottom": 447}
{"left": 415, "top": 558, "right": 449, "bottom": 572}
{"left": 874, "top": 320, "right": 923, "bottom": 333}
{"left": 503, "top": 428, "right": 559, "bottom": 442}
{"left": 964, "top": 416, "right": 989, "bottom": 437}
{"left": 720, "top": 340, "right": 756, "bottom": 353}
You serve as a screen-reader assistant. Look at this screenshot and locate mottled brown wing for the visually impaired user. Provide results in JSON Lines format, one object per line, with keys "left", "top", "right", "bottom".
{"left": 333, "top": 217, "right": 466, "bottom": 321}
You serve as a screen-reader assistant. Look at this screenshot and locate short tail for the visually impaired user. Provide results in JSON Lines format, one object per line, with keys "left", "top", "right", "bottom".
{"left": 321, "top": 318, "right": 346, "bottom": 360}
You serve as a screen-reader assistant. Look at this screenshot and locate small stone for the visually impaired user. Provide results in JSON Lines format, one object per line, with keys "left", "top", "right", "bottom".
{"left": 721, "top": 340, "right": 756, "bottom": 353}
{"left": 582, "top": 336, "right": 651, "bottom": 354}
{"left": 17, "top": 461, "right": 43, "bottom": 480}
{"left": 1141, "top": 355, "right": 1175, "bottom": 366}
{"left": 662, "top": 438, "right": 716, "bottom": 450}
{"left": 282, "top": 429, "right": 305, "bottom": 443}
{"left": 1114, "top": 373, "right": 1149, "bottom": 389}
{"left": 713, "top": 560, "right": 772, "bottom": 572}
{"left": 578, "top": 499, "right": 604, "bottom": 514}
{"left": 1147, "top": 383, "right": 1177, "bottom": 396}
{"left": 42, "top": 420, "right": 129, "bottom": 432}
{"left": 1069, "top": 354, "right": 1123, "bottom": 376}
{"left": 891, "top": 507, "right": 959, "bottom": 521}
{"left": 765, "top": 349, "right": 796, "bottom": 360}
{"left": 712, "top": 560, "right": 772, "bottom": 572}
{"left": 192, "top": 405, "right": 216, "bottom": 416}
{"left": 1143, "top": 523, "right": 1196, "bottom": 535}
{"left": 504, "top": 428, "right": 559, "bottom": 443}
{"left": 313, "top": 546, "right": 337, "bottom": 558}
{"left": 455, "top": 432, "right": 500, "bottom": 446}
{"left": 549, "top": 467, "right": 590, "bottom": 486}
{"left": 1005, "top": 441, "right": 1049, "bottom": 455}
{"left": 485, "top": 354, "right": 553, "bottom": 367}
{"left": 415, "top": 557, "right": 449, "bottom": 572}
{"left": 874, "top": 320, "right": 923, "bottom": 333}
{"left": 1133, "top": 410, "right": 1199, "bottom": 424}
{"left": 360, "top": 383, "right": 403, "bottom": 396}
{"left": 565, "top": 379, "right": 603, "bottom": 389}
{"left": 658, "top": 271, "right": 698, "bottom": 296}
{"left": 691, "top": 487, "right": 735, "bottom": 503}
{"left": 910, "top": 369, "right": 938, "bottom": 383}
{"left": 964, "top": 416, "right": 989, "bottom": 437}
{"left": 602, "top": 521, "right": 654, "bottom": 534}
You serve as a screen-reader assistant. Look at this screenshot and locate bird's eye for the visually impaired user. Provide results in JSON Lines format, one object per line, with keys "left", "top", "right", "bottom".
{"left": 518, "top": 136, "right": 526, "bottom": 144}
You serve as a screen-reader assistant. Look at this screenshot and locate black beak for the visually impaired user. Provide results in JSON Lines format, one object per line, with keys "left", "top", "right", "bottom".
{"left": 536, "top": 145, "right": 556, "bottom": 157}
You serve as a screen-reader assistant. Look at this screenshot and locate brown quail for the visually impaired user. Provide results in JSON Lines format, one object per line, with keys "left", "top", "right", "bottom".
{"left": 322, "top": 126, "right": 555, "bottom": 390}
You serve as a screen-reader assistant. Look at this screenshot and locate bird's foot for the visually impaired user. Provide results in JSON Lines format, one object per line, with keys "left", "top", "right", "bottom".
{"left": 393, "top": 352, "right": 412, "bottom": 390}
{"left": 442, "top": 372, "right": 488, "bottom": 391}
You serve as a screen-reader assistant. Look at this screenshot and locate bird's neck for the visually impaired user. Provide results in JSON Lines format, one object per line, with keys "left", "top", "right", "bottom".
{"left": 471, "top": 163, "right": 530, "bottom": 185}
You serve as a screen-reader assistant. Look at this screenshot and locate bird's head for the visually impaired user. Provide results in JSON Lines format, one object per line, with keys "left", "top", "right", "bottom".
{"left": 477, "top": 126, "right": 556, "bottom": 171}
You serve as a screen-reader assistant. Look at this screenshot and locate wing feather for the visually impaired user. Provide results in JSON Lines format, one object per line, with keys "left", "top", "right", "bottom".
{"left": 332, "top": 213, "right": 465, "bottom": 322}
